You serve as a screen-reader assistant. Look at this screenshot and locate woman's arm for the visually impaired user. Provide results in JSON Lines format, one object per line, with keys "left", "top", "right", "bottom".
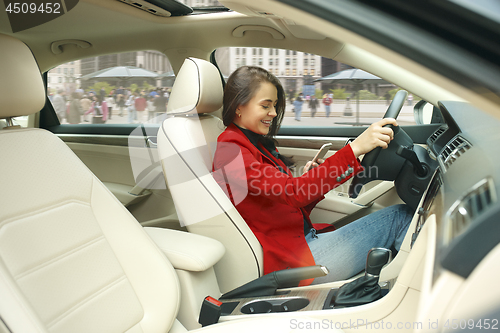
{"left": 349, "top": 118, "right": 397, "bottom": 158}
{"left": 214, "top": 140, "right": 362, "bottom": 208}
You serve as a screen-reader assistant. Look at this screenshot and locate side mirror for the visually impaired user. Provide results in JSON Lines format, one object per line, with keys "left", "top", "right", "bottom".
{"left": 413, "top": 100, "right": 444, "bottom": 124}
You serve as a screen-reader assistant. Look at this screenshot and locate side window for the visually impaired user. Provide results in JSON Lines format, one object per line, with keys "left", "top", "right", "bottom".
{"left": 47, "top": 50, "right": 174, "bottom": 125}
{"left": 215, "top": 47, "right": 418, "bottom": 127}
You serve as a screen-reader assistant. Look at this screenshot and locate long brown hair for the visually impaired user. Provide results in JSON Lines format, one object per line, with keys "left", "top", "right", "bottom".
{"left": 222, "top": 66, "right": 294, "bottom": 168}
{"left": 222, "top": 66, "right": 286, "bottom": 139}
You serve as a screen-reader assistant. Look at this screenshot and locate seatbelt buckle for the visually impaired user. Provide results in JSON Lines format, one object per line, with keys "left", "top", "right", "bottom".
{"left": 198, "top": 296, "right": 222, "bottom": 327}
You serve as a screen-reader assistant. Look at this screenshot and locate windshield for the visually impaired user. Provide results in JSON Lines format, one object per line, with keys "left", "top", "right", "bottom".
{"left": 451, "top": 0, "right": 500, "bottom": 23}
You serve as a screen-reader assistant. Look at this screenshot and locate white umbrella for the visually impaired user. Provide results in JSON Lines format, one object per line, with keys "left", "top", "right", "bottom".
{"left": 81, "top": 66, "right": 158, "bottom": 81}
{"left": 315, "top": 69, "right": 389, "bottom": 125}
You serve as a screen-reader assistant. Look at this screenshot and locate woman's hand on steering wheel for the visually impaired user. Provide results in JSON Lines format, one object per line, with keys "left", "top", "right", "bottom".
{"left": 349, "top": 118, "right": 398, "bottom": 158}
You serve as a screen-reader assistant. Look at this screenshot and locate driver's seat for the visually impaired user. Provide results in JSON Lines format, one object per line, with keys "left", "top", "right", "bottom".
{"left": 157, "top": 58, "right": 264, "bottom": 293}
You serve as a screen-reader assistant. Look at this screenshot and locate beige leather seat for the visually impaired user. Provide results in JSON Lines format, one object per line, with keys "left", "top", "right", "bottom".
{"left": 0, "top": 34, "right": 300, "bottom": 333}
{"left": 157, "top": 58, "right": 264, "bottom": 293}
{"left": 0, "top": 33, "right": 185, "bottom": 333}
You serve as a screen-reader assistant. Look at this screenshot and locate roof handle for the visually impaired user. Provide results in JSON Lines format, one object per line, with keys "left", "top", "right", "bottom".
{"left": 232, "top": 25, "right": 285, "bottom": 40}
{"left": 51, "top": 39, "right": 92, "bottom": 54}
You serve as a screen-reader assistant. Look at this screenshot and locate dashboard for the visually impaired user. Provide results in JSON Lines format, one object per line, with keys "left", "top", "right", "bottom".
{"left": 412, "top": 100, "right": 500, "bottom": 323}
{"left": 423, "top": 101, "right": 498, "bottom": 277}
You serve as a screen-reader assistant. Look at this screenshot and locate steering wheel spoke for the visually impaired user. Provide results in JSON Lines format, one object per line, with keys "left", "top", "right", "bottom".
{"left": 349, "top": 90, "right": 408, "bottom": 198}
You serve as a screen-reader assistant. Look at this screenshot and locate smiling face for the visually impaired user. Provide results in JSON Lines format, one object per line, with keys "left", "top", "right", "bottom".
{"left": 233, "top": 81, "right": 278, "bottom": 135}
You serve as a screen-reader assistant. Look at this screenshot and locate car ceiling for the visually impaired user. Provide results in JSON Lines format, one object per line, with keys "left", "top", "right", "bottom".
{"left": 0, "top": 0, "right": 498, "bottom": 118}
{"left": 0, "top": 0, "right": 345, "bottom": 72}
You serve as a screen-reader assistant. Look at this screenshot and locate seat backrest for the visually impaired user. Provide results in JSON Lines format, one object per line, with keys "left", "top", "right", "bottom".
{"left": 0, "top": 33, "right": 180, "bottom": 333}
{"left": 158, "top": 58, "right": 263, "bottom": 293}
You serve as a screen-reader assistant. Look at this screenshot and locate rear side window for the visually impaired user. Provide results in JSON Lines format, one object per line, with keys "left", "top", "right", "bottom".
{"left": 47, "top": 50, "right": 175, "bottom": 125}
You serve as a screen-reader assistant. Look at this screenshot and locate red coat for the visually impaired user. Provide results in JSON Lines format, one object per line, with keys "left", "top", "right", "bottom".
{"left": 212, "top": 124, "right": 362, "bottom": 284}
{"left": 135, "top": 97, "right": 147, "bottom": 111}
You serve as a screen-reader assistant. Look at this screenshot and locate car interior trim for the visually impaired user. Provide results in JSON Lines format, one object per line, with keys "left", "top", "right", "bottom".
{"left": 441, "top": 203, "right": 500, "bottom": 279}
{"left": 58, "top": 134, "right": 133, "bottom": 147}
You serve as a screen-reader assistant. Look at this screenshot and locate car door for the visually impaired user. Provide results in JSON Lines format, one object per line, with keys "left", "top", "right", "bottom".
{"left": 43, "top": 53, "right": 182, "bottom": 231}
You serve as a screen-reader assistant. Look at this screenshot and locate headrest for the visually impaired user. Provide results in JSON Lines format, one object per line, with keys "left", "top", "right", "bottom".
{"left": 166, "top": 57, "right": 223, "bottom": 115}
{"left": 0, "top": 34, "right": 45, "bottom": 119}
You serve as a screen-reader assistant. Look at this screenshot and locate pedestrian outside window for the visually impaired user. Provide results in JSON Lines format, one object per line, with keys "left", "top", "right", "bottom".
{"left": 47, "top": 50, "right": 175, "bottom": 125}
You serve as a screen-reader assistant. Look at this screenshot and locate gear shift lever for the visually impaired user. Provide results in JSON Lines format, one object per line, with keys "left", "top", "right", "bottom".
{"left": 365, "top": 248, "right": 392, "bottom": 277}
{"left": 333, "top": 248, "right": 392, "bottom": 307}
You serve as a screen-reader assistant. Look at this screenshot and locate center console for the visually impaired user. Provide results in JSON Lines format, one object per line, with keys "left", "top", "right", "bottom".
{"left": 220, "top": 248, "right": 393, "bottom": 317}
{"left": 220, "top": 288, "right": 330, "bottom": 316}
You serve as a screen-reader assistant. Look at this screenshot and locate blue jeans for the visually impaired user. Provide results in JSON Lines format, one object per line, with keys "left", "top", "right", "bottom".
{"left": 325, "top": 104, "right": 331, "bottom": 117}
{"left": 306, "top": 204, "right": 413, "bottom": 284}
{"left": 294, "top": 107, "right": 302, "bottom": 121}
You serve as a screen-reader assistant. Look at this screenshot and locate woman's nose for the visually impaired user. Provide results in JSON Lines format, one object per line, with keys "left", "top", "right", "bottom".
{"left": 268, "top": 106, "right": 277, "bottom": 117}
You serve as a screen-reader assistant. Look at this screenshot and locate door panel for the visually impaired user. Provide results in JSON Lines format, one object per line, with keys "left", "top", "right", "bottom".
{"left": 65, "top": 141, "right": 135, "bottom": 185}
{"left": 60, "top": 135, "right": 183, "bottom": 231}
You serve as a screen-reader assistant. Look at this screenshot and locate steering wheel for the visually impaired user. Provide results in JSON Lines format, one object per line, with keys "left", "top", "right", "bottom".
{"left": 349, "top": 90, "right": 408, "bottom": 198}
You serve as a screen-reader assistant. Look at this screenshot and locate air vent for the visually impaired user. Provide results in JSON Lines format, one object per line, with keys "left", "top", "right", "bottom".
{"left": 428, "top": 127, "right": 446, "bottom": 144}
{"left": 445, "top": 178, "right": 496, "bottom": 245}
{"left": 439, "top": 135, "right": 471, "bottom": 170}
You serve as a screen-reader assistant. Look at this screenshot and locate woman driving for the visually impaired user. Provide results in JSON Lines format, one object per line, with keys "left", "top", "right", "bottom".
{"left": 212, "top": 66, "right": 413, "bottom": 285}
